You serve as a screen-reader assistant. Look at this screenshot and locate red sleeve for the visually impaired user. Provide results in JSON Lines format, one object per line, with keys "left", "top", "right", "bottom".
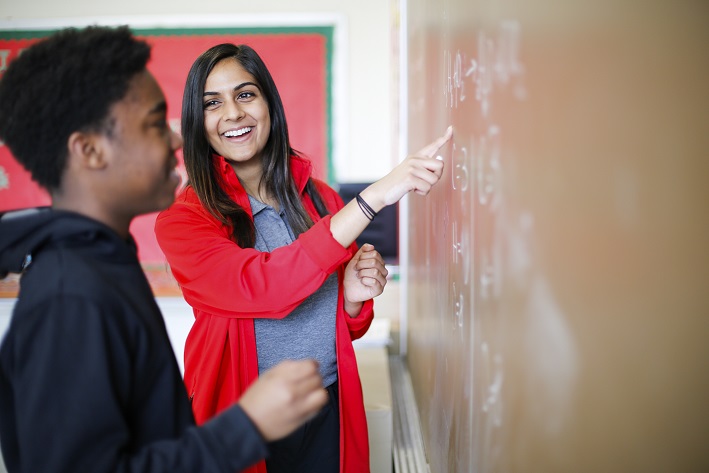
{"left": 345, "top": 299, "right": 374, "bottom": 340}
{"left": 155, "top": 192, "right": 352, "bottom": 319}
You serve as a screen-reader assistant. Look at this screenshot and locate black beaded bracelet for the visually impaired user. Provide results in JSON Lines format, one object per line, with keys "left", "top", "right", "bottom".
{"left": 356, "top": 193, "right": 377, "bottom": 221}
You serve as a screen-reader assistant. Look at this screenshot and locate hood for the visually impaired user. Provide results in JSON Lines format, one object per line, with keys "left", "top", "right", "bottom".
{"left": 0, "top": 208, "right": 126, "bottom": 278}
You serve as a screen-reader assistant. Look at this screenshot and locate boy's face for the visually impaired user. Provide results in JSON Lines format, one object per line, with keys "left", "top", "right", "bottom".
{"left": 97, "top": 70, "right": 182, "bottom": 219}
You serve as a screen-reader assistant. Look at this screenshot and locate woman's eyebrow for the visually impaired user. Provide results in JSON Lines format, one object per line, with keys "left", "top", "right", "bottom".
{"left": 203, "top": 81, "right": 259, "bottom": 97}
{"left": 234, "top": 81, "right": 259, "bottom": 91}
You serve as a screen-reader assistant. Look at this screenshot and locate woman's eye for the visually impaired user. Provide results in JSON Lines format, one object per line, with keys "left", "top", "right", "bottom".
{"left": 203, "top": 100, "right": 219, "bottom": 109}
{"left": 238, "top": 91, "right": 255, "bottom": 100}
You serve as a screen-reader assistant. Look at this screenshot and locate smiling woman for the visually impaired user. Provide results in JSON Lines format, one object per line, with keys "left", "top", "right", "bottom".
{"left": 154, "top": 42, "right": 451, "bottom": 473}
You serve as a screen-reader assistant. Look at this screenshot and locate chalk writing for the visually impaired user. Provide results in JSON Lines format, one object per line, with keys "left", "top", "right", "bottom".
{"left": 444, "top": 49, "right": 467, "bottom": 109}
{"left": 452, "top": 143, "right": 469, "bottom": 191}
{"left": 475, "top": 124, "right": 501, "bottom": 208}
{"left": 444, "top": 20, "right": 527, "bottom": 114}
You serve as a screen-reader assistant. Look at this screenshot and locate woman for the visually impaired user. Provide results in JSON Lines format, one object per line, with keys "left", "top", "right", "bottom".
{"left": 155, "top": 43, "right": 451, "bottom": 473}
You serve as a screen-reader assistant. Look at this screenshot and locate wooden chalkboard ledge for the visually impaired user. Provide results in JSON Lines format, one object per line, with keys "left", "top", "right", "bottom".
{"left": 389, "top": 355, "right": 429, "bottom": 473}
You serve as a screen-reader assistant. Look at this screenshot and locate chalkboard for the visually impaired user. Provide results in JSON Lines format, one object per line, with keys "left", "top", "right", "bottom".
{"left": 403, "top": 1, "right": 709, "bottom": 472}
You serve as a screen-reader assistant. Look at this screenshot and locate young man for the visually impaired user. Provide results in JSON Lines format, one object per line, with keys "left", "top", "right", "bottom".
{"left": 0, "top": 26, "right": 327, "bottom": 472}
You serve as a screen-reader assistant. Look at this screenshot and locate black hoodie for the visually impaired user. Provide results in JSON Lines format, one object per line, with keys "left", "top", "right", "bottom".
{"left": 0, "top": 209, "right": 266, "bottom": 472}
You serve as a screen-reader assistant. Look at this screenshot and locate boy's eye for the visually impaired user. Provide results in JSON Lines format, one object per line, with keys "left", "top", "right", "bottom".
{"left": 153, "top": 118, "right": 168, "bottom": 130}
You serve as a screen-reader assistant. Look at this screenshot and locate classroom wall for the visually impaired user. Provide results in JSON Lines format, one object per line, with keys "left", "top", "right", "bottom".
{"left": 0, "top": 0, "right": 398, "bottom": 183}
{"left": 402, "top": 0, "right": 709, "bottom": 472}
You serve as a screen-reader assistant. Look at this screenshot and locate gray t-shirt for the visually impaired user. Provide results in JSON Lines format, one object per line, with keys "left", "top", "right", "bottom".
{"left": 249, "top": 195, "right": 338, "bottom": 387}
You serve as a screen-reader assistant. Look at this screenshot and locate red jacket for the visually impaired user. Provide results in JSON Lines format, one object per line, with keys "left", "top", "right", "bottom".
{"left": 155, "top": 155, "right": 373, "bottom": 473}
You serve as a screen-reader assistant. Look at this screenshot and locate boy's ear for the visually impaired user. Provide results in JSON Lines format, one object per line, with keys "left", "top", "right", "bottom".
{"left": 67, "top": 130, "right": 108, "bottom": 170}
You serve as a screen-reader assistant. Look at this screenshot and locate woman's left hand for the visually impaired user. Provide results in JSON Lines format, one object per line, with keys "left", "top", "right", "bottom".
{"left": 343, "top": 244, "right": 389, "bottom": 316}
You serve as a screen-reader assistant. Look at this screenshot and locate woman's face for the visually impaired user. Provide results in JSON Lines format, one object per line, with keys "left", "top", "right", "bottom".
{"left": 202, "top": 58, "right": 271, "bottom": 170}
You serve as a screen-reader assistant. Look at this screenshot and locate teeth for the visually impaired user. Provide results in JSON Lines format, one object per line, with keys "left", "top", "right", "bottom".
{"left": 224, "top": 127, "right": 252, "bottom": 137}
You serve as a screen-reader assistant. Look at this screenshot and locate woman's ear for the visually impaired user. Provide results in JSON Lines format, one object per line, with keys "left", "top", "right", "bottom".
{"left": 66, "top": 130, "right": 108, "bottom": 170}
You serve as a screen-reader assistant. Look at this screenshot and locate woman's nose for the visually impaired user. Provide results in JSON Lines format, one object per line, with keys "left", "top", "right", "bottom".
{"left": 223, "top": 99, "right": 245, "bottom": 121}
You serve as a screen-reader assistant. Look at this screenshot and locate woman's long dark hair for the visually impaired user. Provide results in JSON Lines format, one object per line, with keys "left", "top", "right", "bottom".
{"left": 181, "top": 43, "right": 330, "bottom": 247}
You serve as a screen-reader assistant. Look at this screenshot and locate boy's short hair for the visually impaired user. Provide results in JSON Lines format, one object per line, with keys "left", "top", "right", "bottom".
{"left": 0, "top": 26, "right": 151, "bottom": 192}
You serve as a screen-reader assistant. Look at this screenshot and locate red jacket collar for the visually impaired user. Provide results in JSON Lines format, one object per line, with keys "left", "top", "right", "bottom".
{"left": 215, "top": 154, "right": 313, "bottom": 197}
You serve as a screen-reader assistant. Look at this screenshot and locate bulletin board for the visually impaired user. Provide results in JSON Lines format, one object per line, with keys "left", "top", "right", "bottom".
{"left": 0, "top": 22, "right": 335, "bottom": 296}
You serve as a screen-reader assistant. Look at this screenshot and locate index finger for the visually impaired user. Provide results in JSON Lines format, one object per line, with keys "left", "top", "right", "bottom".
{"left": 417, "top": 125, "right": 453, "bottom": 157}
